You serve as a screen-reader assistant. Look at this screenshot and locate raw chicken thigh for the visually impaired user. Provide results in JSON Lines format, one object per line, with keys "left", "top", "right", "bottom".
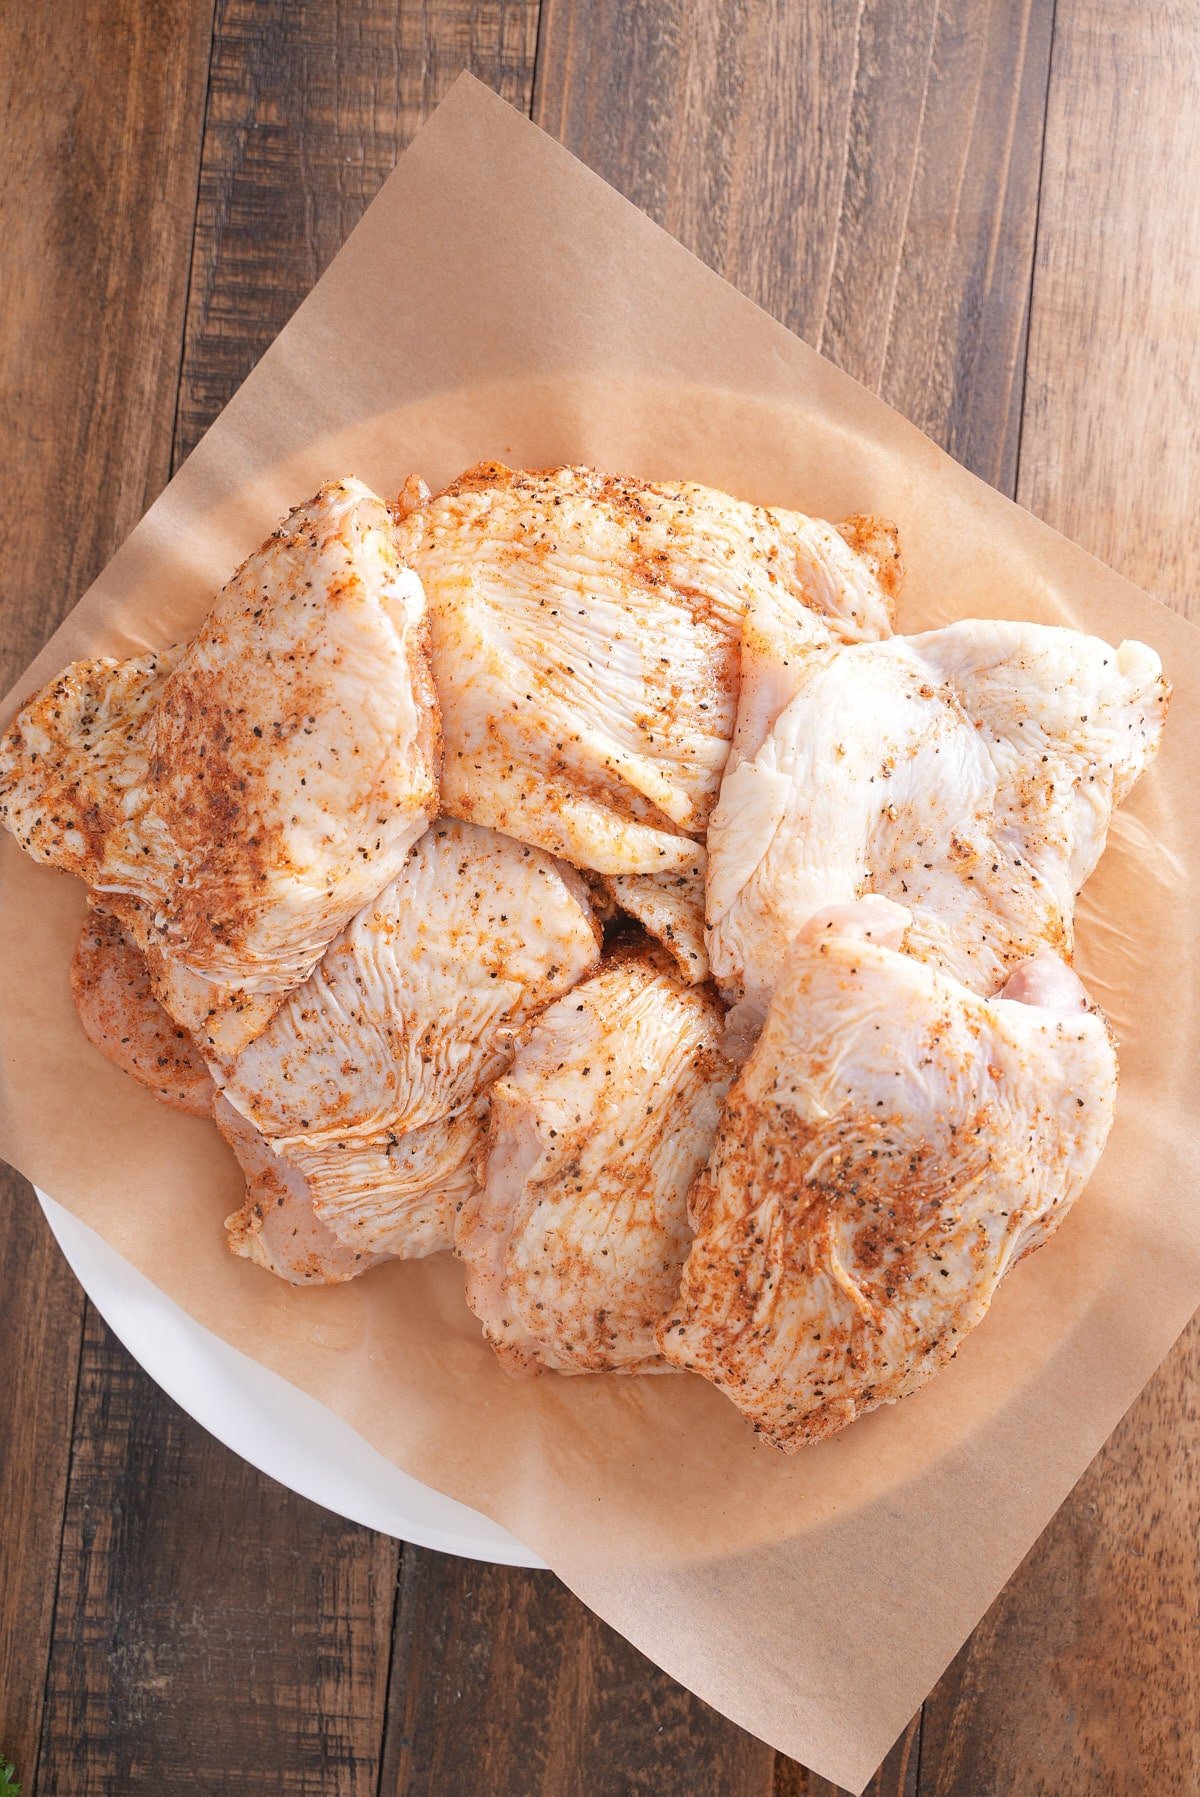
{"left": 456, "top": 948, "right": 733, "bottom": 1373}
{"left": 220, "top": 819, "right": 601, "bottom": 1269}
{"left": 66, "top": 907, "right": 365, "bottom": 1282}
{"left": 707, "top": 610, "right": 1168, "bottom": 1015}
{"left": 0, "top": 480, "right": 439, "bottom": 1055}
{"left": 659, "top": 898, "right": 1118, "bottom": 1446}
{"left": 218, "top": 1095, "right": 383, "bottom": 1286}
{"left": 600, "top": 855, "right": 709, "bottom": 983}
{"left": 64, "top": 899, "right": 396, "bottom": 1281}
{"left": 396, "top": 463, "right": 898, "bottom": 874}
{"left": 70, "top": 909, "right": 215, "bottom": 1116}
{"left": 1, "top": 646, "right": 180, "bottom": 879}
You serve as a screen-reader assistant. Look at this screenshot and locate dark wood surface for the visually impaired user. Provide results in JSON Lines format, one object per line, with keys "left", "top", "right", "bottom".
{"left": 1, "top": 3, "right": 1196, "bottom": 1792}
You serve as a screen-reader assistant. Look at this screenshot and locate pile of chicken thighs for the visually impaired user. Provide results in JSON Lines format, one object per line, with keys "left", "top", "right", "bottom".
{"left": 0, "top": 465, "right": 1168, "bottom": 1448}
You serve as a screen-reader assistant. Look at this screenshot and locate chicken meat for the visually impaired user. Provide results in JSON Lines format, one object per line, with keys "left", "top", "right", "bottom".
{"left": 70, "top": 908, "right": 215, "bottom": 1116}
{"left": 66, "top": 906, "right": 367, "bottom": 1282}
{"left": 66, "top": 902, "right": 392, "bottom": 1281}
{"left": 0, "top": 479, "right": 440, "bottom": 1056}
{"left": 599, "top": 854, "right": 709, "bottom": 983}
{"left": 659, "top": 897, "right": 1118, "bottom": 1446}
{"left": 218, "top": 1095, "right": 387, "bottom": 1286}
{"left": 707, "top": 611, "right": 1168, "bottom": 1017}
{"left": 220, "top": 818, "right": 601, "bottom": 1269}
{"left": 395, "top": 463, "right": 899, "bottom": 874}
{"left": 456, "top": 948, "right": 734, "bottom": 1374}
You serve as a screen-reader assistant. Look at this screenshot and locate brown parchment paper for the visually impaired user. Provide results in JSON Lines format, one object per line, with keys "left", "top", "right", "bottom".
{"left": 2, "top": 77, "right": 1198, "bottom": 1793}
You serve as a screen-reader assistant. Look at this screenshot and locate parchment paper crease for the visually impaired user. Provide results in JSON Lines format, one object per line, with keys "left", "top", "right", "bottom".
{"left": 2, "top": 78, "right": 1197, "bottom": 1793}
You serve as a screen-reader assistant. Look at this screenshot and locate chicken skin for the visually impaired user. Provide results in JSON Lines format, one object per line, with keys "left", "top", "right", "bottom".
{"left": 396, "top": 464, "right": 898, "bottom": 874}
{"left": 0, "top": 480, "right": 440, "bottom": 1056}
{"left": 456, "top": 949, "right": 734, "bottom": 1374}
{"left": 218, "top": 1095, "right": 385, "bottom": 1285}
{"left": 707, "top": 611, "right": 1168, "bottom": 1017}
{"left": 220, "top": 819, "right": 601, "bottom": 1269}
{"left": 600, "top": 855, "right": 709, "bottom": 982}
{"left": 70, "top": 909, "right": 215, "bottom": 1116}
{"left": 659, "top": 898, "right": 1118, "bottom": 1446}
{"left": 66, "top": 906, "right": 369, "bottom": 1282}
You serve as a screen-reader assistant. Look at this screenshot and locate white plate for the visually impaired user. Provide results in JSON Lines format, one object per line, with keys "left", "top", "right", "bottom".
{"left": 36, "top": 1189, "right": 545, "bottom": 1568}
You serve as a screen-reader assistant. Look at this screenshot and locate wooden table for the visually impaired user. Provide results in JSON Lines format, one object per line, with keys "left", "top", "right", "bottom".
{"left": 2, "top": 4, "right": 1197, "bottom": 1792}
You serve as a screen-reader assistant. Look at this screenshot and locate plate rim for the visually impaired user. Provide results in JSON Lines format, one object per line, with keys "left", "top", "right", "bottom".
{"left": 35, "top": 1187, "right": 546, "bottom": 1570}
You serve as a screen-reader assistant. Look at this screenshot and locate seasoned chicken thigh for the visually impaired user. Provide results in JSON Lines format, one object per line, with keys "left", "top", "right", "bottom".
{"left": 0, "top": 646, "right": 180, "bottom": 879}
{"left": 600, "top": 854, "right": 709, "bottom": 982}
{"left": 456, "top": 949, "right": 734, "bottom": 1374}
{"left": 397, "top": 464, "right": 898, "bottom": 874}
{"left": 707, "top": 611, "right": 1168, "bottom": 1016}
{"left": 70, "top": 909, "right": 215, "bottom": 1116}
{"left": 660, "top": 898, "right": 1118, "bottom": 1446}
{"left": 218, "top": 1096, "right": 384, "bottom": 1285}
{"left": 220, "top": 819, "right": 601, "bottom": 1268}
{"left": 65, "top": 905, "right": 390, "bottom": 1281}
{"left": 65, "top": 906, "right": 367, "bottom": 1283}
{"left": 0, "top": 480, "right": 439, "bottom": 1055}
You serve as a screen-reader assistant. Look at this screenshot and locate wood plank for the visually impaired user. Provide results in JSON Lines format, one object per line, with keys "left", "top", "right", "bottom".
{"left": 32, "top": 5, "right": 543, "bottom": 1793}
{"left": 1015, "top": 0, "right": 1200, "bottom": 615}
{"left": 0, "top": 0, "right": 217, "bottom": 1784}
{"left": 920, "top": 5, "right": 1200, "bottom": 1789}
{"left": 869, "top": 0, "right": 1054, "bottom": 491}
{"left": 36, "top": 1310, "right": 396, "bottom": 1797}
{"left": 0, "top": 1185, "right": 86, "bottom": 1793}
{"left": 919, "top": 1346, "right": 1200, "bottom": 1795}
{"left": 533, "top": 4, "right": 1052, "bottom": 1790}
{"left": 534, "top": 0, "right": 1053, "bottom": 485}
{"left": 379, "top": 1552, "right": 773, "bottom": 1796}
{"left": 0, "top": 0, "right": 216, "bottom": 662}
{"left": 174, "top": 0, "right": 541, "bottom": 460}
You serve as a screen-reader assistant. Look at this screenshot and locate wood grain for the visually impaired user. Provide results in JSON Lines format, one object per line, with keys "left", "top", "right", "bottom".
{"left": 0, "top": 0, "right": 216, "bottom": 1783}
{"left": 869, "top": 0, "right": 1054, "bottom": 491}
{"left": 1016, "top": 0, "right": 1200, "bottom": 614}
{"left": 534, "top": 0, "right": 1052, "bottom": 487}
{"left": 174, "top": 0, "right": 541, "bottom": 461}
{"left": 0, "top": 0, "right": 216, "bottom": 665}
{"left": 0, "top": 1188, "right": 86, "bottom": 1791}
{"left": 919, "top": 6, "right": 1200, "bottom": 1790}
{"left": 380, "top": 1553, "right": 774, "bottom": 1796}
{"left": 36, "top": 1311, "right": 396, "bottom": 1797}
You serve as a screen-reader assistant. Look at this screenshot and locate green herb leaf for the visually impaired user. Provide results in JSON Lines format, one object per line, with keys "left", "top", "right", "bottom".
{"left": 0, "top": 1755, "right": 20, "bottom": 1795}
